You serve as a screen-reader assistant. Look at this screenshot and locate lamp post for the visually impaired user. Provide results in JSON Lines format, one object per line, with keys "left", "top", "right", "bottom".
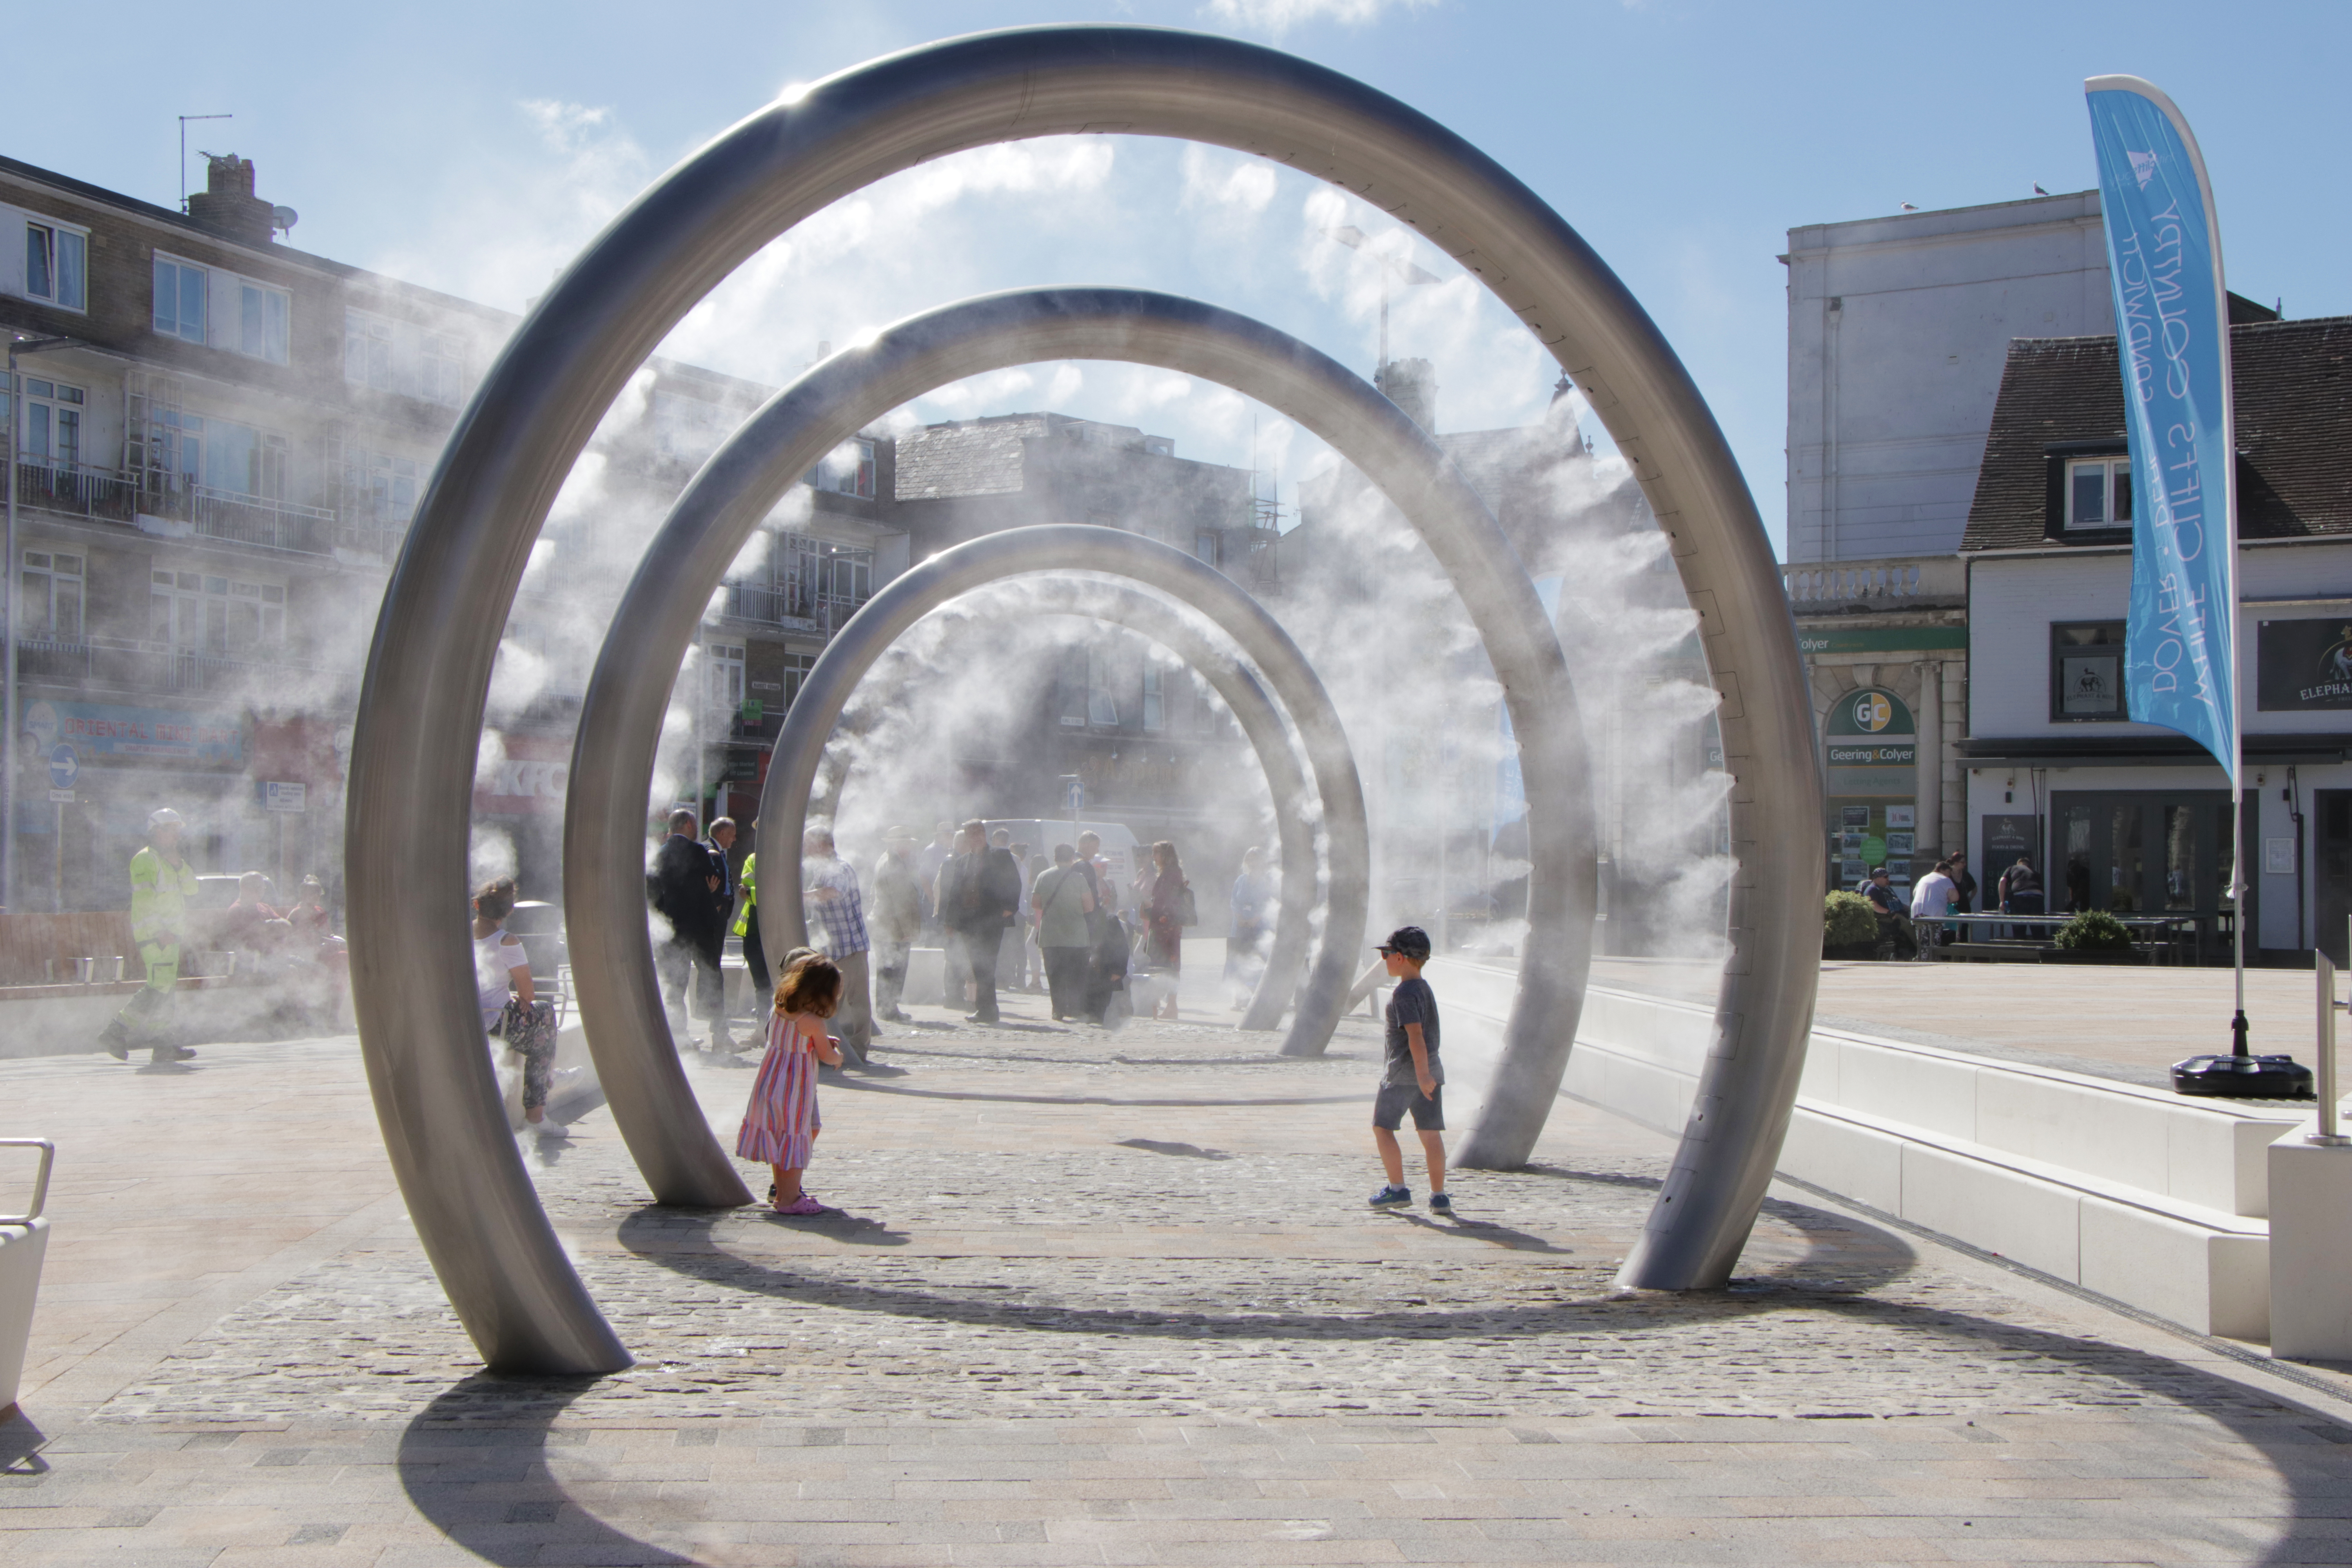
{"left": 5, "top": 334, "right": 82, "bottom": 914}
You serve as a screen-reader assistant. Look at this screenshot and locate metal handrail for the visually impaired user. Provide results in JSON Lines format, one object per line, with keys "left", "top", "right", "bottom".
{"left": 0, "top": 1138, "right": 55, "bottom": 1225}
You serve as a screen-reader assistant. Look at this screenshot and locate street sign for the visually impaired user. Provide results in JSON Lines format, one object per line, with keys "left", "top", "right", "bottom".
{"left": 261, "top": 780, "right": 307, "bottom": 813}
{"left": 47, "top": 790, "right": 74, "bottom": 804}
{"left": 1062, "top": 776, "right": 1084, "bottom": 812}
{"left": 47, "top": 744, "right": 77, "bottom": 791}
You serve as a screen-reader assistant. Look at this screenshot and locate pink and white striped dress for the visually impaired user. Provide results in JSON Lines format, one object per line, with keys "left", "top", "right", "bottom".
{"left": 736, "top": 1010, "right": 824, "bottom": 1169}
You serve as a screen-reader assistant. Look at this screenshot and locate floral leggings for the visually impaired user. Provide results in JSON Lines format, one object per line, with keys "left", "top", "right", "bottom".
{"left": 494, "top": 996, "right": 559, "bottom": 1111}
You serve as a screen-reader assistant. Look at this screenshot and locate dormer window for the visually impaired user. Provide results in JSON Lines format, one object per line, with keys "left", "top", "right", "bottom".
{"left": 2066, "top": 457, "right": 2133, "bottom": 530}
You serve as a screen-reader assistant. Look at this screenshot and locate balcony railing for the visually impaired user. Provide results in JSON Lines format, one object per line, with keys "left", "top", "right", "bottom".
{"left": 717, "top": 583, "right": 867, "bottom": 635}
{"left": 9, "top": 461, "right": 370, "bottom": 559}
{"left": 15, "top": 635, "right": 354, "bottom": 701}
{"left": 1782, "top": 554, "right": 1965, "bottom": 607}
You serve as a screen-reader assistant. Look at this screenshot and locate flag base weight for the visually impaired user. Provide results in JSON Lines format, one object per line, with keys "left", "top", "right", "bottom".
{"left": 2172, "top": 1053, "right": 2314, "bottom": 1100}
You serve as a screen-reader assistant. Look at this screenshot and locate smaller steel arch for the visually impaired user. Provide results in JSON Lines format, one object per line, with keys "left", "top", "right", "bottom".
{"left": 799, "top": 574, "right": 1352, "bottom": 1034}
{"left": 563, "top": 557, "right": 1369, "bottom": 1210}
{"left": 759, "top": 529, "right": 1367, "bottom": 1046}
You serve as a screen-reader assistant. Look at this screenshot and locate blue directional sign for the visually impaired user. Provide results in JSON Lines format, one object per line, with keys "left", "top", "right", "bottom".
{"left": 47, "top": 743, "right": 78, "bottom": 791}
{"left": 1063, "top": 776, "right": 1084, "bottom": 812}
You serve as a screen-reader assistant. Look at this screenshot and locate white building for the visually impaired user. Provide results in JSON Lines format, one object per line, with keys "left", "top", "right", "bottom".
{"left": 1786, "top": 191, "right": 2114, "bottom": 564}
{"left": 1960, "top": 313, "right": 2349, "bottom": 963}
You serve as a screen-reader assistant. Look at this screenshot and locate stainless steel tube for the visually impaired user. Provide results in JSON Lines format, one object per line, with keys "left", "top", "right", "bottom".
{"left": 348, "top": 25, "right": 1809, "bottom": 1371}
{"left": 799, "top": 576, "right": 1347, "bottom": 1036}
{"left": 567, "top": 554, "right": 1363, "bottom": 1208}
{"left": 756, "top": 551, "right": 1365, "bottom": 1053}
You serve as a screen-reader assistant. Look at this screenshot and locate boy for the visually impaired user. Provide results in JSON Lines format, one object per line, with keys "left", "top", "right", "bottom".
{"left": 1368, "top": 925, "right": 1448, "bottom": 1214}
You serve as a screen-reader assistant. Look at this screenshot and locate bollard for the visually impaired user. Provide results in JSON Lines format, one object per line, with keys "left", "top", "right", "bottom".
{"left": 0, "top": 1137, "right": 54, "bottom": 1416}
{"left": 2269, "top": 930, "right": 2352, "bottom": 1357}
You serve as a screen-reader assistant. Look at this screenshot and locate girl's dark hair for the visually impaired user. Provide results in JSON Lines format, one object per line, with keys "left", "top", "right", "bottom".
{"left": 474, "top": 877, "right": 517, "bottom": 922}
{"left": 777, "top": 952, "right": 842, "bottom": 1018}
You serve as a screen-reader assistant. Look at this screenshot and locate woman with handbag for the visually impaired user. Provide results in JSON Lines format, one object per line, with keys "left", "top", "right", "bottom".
{"left": 1137, "top": 840, "right": 1192, "bottom": 1021}
{"left": 472, "top": 876, "right": 561, "bottom": 1137}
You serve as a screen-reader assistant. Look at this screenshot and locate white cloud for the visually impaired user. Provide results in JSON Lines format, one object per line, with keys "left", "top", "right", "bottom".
{"left": 1203, "top": 0, "right": 1437, "bottom": 36}
{"left": 1181, "top": 146, "right": 1278, "bottom": 216}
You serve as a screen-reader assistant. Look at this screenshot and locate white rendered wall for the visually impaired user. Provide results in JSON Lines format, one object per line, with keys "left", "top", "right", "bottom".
{"left": 1787, "top": 191, "right": 2112, "bottom": 564}
{"left": 1969, "top": 541, "right": 2352, "bottom": 741}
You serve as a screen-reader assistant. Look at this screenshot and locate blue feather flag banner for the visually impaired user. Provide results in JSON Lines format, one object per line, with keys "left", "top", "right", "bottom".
{"left": 2085, "top": 76, "right": 2238, "bottom": 783}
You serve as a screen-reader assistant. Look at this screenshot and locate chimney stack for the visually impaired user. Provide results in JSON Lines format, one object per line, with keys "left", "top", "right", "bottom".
{"left": 186, "top": 154, "right": 278, "bottom": 247}
{"left": 1376, "top": 357, "right": 1439, "bottom": 435}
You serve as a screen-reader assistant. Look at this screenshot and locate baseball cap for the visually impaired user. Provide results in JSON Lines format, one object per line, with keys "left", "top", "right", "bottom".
{"left": 1377, "top": 926, "right": 1432, "bottom": 960}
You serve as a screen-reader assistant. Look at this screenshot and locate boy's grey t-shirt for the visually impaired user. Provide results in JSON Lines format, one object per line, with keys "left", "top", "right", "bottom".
{"left": 1382, "top": 976, "right": 1443, "bottom": 1088}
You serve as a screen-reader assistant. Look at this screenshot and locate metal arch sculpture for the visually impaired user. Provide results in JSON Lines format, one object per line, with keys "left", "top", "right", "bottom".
{"left": 347, "top": 28, "right": 1818, "bottom": 1375}
{"left": 565, "top": 523, "right": 1368, "bottom": 1209}
{"left": 798, "top": 575, "right": 1345, "bottom": 1036}
{"left": 758, "top": 533, "right": 1368, "bottom": 1030}
{"left": 557, "top": 282, "right": 1571, "bottom": 1222}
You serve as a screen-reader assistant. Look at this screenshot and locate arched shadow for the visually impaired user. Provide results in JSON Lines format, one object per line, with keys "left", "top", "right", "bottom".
{"left": 393, "top": 1176, "right": 2350, "bottom": 1564}
{"left": 398, "top": 1377, "right": 692, "bottom": 1567}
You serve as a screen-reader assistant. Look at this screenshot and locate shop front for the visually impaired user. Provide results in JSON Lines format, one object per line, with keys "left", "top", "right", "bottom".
{"left": 1824, "top": 686, "right": 1919, "bottom": 894}
{"left": 15, "top": 697, "right": 248, "bottom": 911}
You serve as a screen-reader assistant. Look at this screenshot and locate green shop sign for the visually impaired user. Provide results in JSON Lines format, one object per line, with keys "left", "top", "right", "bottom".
{"left": 1797, "top": 626, "right": 1967, "bottom": 656}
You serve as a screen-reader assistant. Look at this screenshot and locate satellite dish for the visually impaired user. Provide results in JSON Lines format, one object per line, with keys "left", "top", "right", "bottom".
{"left": 270, "top": 205, "right": 299, "bottom": 234}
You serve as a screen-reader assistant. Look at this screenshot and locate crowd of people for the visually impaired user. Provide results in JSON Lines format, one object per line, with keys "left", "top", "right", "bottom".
{"left": 1857, "top": 848, "right": 2051, "bottom": 960}
{"left": 638, "top": 812, "right": 1237, "bottom": 1047}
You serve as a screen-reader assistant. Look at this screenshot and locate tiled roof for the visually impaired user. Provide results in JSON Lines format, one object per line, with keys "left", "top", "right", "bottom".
{"left": 893, "top": 417, "right": 1051, "bottom": 499}
{"left": 1963, "top": 316, "right": 2352, "bottom": 551}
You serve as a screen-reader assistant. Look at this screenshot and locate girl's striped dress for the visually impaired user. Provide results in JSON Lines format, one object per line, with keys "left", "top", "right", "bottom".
{"left": 736, "top": 1010, "right": 822, "bottom": 1168}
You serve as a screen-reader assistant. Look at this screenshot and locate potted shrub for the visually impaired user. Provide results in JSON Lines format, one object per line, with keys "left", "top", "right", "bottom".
{"left": 2043, "top": 909, "right": 2143, "bottom": 964}
{"left": 1823, "top": 890, "right": 1882, "bottom": 960}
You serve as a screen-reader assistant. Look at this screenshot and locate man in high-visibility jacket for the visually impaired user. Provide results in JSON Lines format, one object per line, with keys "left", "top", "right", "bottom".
{"left": 731, "top": 838, "right": 771, "bottom": 1031}
{"left": 100, "top": 807, "right": 201, "bottom": 1065}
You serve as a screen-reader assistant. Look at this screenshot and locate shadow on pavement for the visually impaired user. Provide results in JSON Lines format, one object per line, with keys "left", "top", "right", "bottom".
{"left": 1, "top": 1408, "right": 51, "bottom": 1475}
{"left": 398, "top": 1377, "right": 693, "bottom": 1567}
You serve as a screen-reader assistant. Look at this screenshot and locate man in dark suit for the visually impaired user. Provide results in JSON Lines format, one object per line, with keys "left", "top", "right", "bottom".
{"left": 650, "top": 807, "right": 728, "bottom": 1050}
{"left": 940, "top": 819, "right": 1023, "bottom": 1024}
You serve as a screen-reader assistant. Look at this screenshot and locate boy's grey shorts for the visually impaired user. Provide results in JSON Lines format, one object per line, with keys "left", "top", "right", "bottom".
{"left": 1372, "top": 1082, "right": 1445, "bottom": 1132}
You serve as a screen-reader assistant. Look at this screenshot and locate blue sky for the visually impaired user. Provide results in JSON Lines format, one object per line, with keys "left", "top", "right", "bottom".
{"left": 9, "top": 0, "right": 2347, "bottom": 555}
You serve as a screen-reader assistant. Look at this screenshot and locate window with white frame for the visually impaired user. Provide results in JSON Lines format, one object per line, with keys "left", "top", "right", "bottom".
{"left": 1086, "top": 648, "right": 1120, "bottom": 726}
{"left": 653, "top": 390, "right": 724, "bottom": 464}
{"left": 204, "top": 420, "right": 289, "bottom": 499}
{"left": 24, "top": 219, "right": 87, "bottom": 311}
{"left": 1142, "top": 664, "right": 1165, "bottom": 732}
{"left": 706, "top": 643, "right": 746, "bottom": 713}
{"left": 20, "top": 551, "right": 82, "bottom": 642}
{"left": 236, "top": 278, "right": 290, "bottom": 364}
{"left": 155, "top": 408, "right": 203, "bottom": 485}
{"left": 420, "top": 330, "right": 466, "bottom": 406}
{"left": 809, "top": 437, "right": 875, "bottom": 499}
{"left": 2065, "top": 457, "right": 2133, "bottom": 530}
{"left": 151, "top": 568, "right": 282, "bottom": 654}
{"left": 16, "top": 377, "right": 84, "bottom": 469}
{"left": 343, "top": 445, "right": 419, "bottom": 523}
{"left": 344, "top": 308, "right": 395, "bottom": 390}
{"left": 153, "top": 254, "right": 207, "bottom": 343}
{"left": 227, "top": 580, "right": 285, "bottom": 648}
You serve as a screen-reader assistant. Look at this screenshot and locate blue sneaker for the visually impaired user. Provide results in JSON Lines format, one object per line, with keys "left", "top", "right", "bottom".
{"left": 1428, "top": 1192, "right": 1453, "bottom": 1215}
{"left": 1369, "top": 1184, "right": 1411, "bottom": 1208}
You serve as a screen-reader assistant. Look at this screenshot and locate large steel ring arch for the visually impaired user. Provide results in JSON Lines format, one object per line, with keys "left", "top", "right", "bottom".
{"left": 759, "top": 531, "right": 1368, "bottom": 1036}
{"left": 566, "top": 516, "right": 1368, "bottom": 1212}
{"left": 795, "top": 574, "right": 1350, "bottom": 1037}
{"left": 347, "top": 28, "right": 1819, "bottom": 1375}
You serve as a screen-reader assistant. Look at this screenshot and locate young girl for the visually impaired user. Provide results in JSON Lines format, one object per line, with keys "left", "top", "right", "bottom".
{"left": 736, "top": 953, "right": 846, "bottom": 1214}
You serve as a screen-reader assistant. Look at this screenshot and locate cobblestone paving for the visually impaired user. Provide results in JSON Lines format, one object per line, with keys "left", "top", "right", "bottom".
{"left": 86, "top": 1018, "right": 2302, "bottom": 1430}
{"left": 8, "top": 1004, "right": 2352, "bottom": 1563}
